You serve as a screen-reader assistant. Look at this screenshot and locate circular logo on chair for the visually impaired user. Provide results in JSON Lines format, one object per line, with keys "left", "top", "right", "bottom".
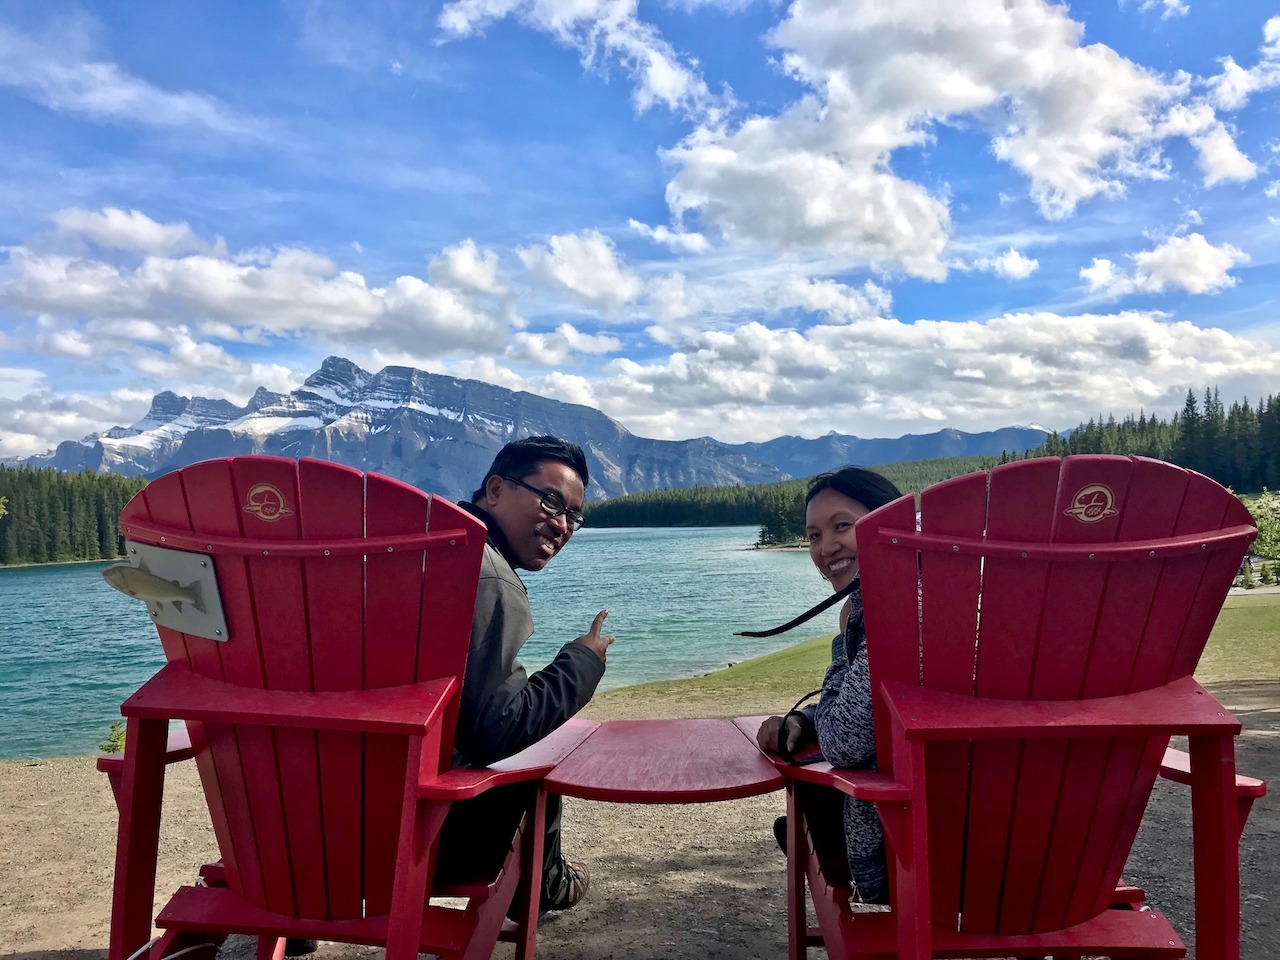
{"left": 1063, "top": 483, "right": 1118, "bottom": 523}
{"left": 242, "top": 483, "right": 294, "bottom": 522}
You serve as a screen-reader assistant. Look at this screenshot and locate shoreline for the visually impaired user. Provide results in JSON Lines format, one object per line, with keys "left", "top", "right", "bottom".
{"left": 0, "top": 557, "right": 119, "bottom": 571}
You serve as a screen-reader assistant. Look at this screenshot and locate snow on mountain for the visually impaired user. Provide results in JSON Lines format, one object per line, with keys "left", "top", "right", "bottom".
{"left": 13, "top": 356, "right": 1055, "bottom": 501}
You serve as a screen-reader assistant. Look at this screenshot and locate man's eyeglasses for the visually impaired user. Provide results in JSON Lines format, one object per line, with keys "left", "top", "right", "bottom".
{"left": 502, "top": 475, "right": 586, "bottom": 531}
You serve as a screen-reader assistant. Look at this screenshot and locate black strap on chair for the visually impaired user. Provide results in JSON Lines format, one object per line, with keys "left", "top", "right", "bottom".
{"left": 734, "top": 580, "right": 857, "bottom": 638}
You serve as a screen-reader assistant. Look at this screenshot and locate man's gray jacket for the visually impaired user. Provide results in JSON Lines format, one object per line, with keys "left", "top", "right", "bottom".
{"left": 452, "top": 501, "right": 606, "bottom": 767}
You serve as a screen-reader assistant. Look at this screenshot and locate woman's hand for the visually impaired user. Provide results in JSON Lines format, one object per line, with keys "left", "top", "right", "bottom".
{"left": 756, "top": 713, "right": 808, "bottom": 756}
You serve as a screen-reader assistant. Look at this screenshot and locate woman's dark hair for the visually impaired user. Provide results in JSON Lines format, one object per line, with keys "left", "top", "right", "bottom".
{"left": 804, "top": 466, "right": 903, "bottom": 514}
{"left": 471, "top": 435, "right": 590, "bottom": 501}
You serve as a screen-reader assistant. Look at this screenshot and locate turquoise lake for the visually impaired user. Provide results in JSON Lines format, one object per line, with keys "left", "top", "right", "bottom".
{"left": 0, "top": 526, "right": 837, "bottom": 760}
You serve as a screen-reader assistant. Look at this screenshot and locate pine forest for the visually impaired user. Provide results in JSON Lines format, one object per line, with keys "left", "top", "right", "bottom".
{"left": 1, "top": 386, "right": 1278, "bottom": 566}
{"left": 0, "top": 468, "right": 147, "bottom": 566}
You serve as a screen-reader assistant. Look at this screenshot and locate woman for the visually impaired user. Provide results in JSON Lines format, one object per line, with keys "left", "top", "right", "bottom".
{"left": 755, "top": 466, "right": 904, "bottom": 905}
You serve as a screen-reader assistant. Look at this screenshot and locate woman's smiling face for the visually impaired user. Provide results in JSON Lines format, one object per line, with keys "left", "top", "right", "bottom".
{"left": 805, "top": 488, "right": 872, "bottom": 592}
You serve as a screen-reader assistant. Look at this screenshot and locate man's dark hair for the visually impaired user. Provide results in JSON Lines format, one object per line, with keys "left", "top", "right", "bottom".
{"left": 804, "top": 466, "right": 902, "bottom": 513}
{"left": 471, "top": 435, "right": 591, "bottom": 501}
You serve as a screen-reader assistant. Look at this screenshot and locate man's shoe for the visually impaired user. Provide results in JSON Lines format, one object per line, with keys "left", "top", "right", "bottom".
{"left": 540, "top": 859, "right": 589, "bottom": 912}
{"left": 773, "top": 815, "right": 787, "bottom": 853}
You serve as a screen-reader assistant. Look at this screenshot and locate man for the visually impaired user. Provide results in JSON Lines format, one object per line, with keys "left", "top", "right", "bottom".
{"left": 435, "top": 435, "right": 614, "bottom": 913}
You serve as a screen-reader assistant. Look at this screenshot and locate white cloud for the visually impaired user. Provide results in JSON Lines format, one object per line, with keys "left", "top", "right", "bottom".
{"left": 1138, "top": 0, "right": 1189, "bottom": 19}
{"left": 0, "top": 20, "right": 266, "bottom": 138}
{"left": 660, "top": 0, "right": 1248, "bottom": 281}
{"left": 437, "top": 0, "right": 720, "bottom": 118}
{"left": 508, "top": 322, "right": 622, "bottom": 365}
{"left": 0, "top": 210, "right": 520, "bottom": 399}
{"left": 428, "top": 239, "right": 508, "bottom": 296}
{"left": 1157, "top": 104, "right": 1256, "bottom": 184}
{"left": 664, "top": 119, "right": 953, "bottom": 278}
{"left": 627, "top": 219, "right": 710, "bottom": 254}
{"left": 974, "top": 248, "right": 1040, "bottom": 280}
{"left": 1081, "top": 233, "right": 1250, "bottom": 298}
{"left": 1206, "top": 17, "right": 1280, "bottom": 111}
{"left": 587, "top": 310, "right": 1280, "bottom": 443}
{"left": 518, "top": 230, "right": 643, "bottom": 311}
{"left": 0, "top": 385, "right": 153, "bottom": 458}
{"left": 0, "top": 367, "right": 47, "bottom": 401}
{"left": 54, "top": 207, "right": 214, "bottom": 257}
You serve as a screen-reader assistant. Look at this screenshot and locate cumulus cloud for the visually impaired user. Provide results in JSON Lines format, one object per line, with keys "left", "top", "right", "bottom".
{"left": 659, "top": 0, "right": 1252, "bottom": 281}
{"left": 518, "top": 230, "right": 643, "bottom": 311}
{"left": 627, "top": 219, "right": 710, "bottom": 254}
{"left": 54, "top": 207, "right": 216, "bottom": 257}
{"left": 1157, "top": 104, "right": 1256, "bottom": 184}
{"left": 586, "top": 310, "right": 1280, "bottom": 443}
{"left": 1081, "top": 233, "right": 1250, "bottom": 298}
{"left": 1137, "top": 0, "right": 1189, "bottom": 19}
{"left": 974, "top": 248, "right": 1040, "bottom": 280}
{"left": 437, "top": 0, "right": 720, "bottom": 118}
{"left": 0, "top": 385, "right": 155, "bottom": 458}
{"left": 508, "top": 322, "right": 622, "bottom": 365}
{"left": 428, "top": 238, "right": 508, "bottom": 296}
{"left": 0, "top": 20, "right": 266, "bottom": 138}
{"left": 0, "top": 367, "right": 47, "bottom": 401}
{"left": 1, "top": 209, "right": 519, "bottom": 400}
{"left": 664, "top": 118, "right": 953, "bottom": 278}
{"left": 1206, "top": 17, "right": 1280, "bottom": 111}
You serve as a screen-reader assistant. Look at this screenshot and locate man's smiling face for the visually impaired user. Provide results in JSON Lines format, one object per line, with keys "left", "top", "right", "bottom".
{"left": 483, "top": 460, "right": 585, "bottom": 571}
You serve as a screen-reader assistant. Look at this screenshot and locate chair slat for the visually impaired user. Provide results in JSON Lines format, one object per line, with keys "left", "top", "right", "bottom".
{"left": 297, "top": 458, "right": 368, "bottom": 919}
{"left": 960, "top": 457, "right": 1061, "bottom": 932}
{"left": 361, "top": 471, "right": 432, "bottom": 915}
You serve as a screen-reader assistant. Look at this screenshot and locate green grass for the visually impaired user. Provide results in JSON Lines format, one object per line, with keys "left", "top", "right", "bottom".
{"left": 1197, "top": 593, "right": 1280, "bottom": 683}
{"left": 588, "top": 593, "right": 1280, "bottom": 720}
{"left": 587, "top": 635, "right": 836, "bottom": 720}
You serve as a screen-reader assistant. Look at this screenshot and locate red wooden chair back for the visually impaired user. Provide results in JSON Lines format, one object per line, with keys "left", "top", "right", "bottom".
{"left": 855, "top": 455, "right": 1256, "bottom": 935}
{"left": 117, "top": 455, "right": 485, "bottom": 920}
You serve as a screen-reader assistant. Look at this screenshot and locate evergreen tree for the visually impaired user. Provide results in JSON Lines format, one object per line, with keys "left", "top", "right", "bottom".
{"left": 1172, "top": 389, "right": 1202, "bottom": 473}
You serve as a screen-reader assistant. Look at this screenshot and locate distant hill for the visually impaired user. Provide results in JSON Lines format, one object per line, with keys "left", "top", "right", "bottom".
{"left": 716, "top": 426, "right": 1053, "bottom": 475}
{"left": 11, "top": 356, "right": 1053, "bottom": 502}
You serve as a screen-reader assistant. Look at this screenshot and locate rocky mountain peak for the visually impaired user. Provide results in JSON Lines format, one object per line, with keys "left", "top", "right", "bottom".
{"left": 14, "top": 356, "right": 1053, "bottom": 497}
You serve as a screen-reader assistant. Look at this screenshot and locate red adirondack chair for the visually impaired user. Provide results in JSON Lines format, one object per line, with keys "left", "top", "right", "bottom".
{"left": 775, "top": 455, "right": 1264, "bottom": 960}
{"left": 99, "top": 455, "right": 589, "bottom": 960}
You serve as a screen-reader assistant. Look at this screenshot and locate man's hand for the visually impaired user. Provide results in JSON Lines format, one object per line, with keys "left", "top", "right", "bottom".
{"left": 574, "top": 609, "right": 615, "bottom": 663}
{"left": 756, "top": 713, "right": 807, "bottom": 756}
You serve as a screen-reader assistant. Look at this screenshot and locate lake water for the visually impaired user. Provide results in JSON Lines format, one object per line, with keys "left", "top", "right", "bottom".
{"left": 0, "top": 526, "right": 837, "bottom": 760}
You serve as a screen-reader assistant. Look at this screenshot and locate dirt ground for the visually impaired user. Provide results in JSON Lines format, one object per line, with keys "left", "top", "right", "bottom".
{"left": 1, "top": 680, "right": 1275, "bottom": 960}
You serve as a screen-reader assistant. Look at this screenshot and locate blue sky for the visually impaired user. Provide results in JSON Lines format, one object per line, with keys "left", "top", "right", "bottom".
{"left": 1, "top": 0, "right": 1278, "bottom": 458}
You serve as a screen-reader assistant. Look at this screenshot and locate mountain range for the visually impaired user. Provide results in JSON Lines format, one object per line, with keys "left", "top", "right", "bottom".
{"left": 11, "top": 356, "right": 1054, "bottom": 501}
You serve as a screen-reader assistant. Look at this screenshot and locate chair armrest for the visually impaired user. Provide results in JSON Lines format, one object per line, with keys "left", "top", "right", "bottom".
{"left": 882, "top": 675, "right": 1241, "bottom": 742}
{"left": 1160, "top": 746, "right": 1265, "bottom": 797}
{"left": 732, "top": 715, "right": 910, "bottom": 802}
{"left": 96, "top": 728, "right": 195, "bottom": 775}
{"left": 776, "top": 761, "right": 912, "bottom": 803}
{"left": 122, "top": 661, "right": 456, "bottom": 736}
{"left": 418, "top": 719, "right": 601, "bottom": 801}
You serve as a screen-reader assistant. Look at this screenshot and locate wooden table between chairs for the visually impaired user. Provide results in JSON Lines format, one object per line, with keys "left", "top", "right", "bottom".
{"left": 543, "top": 716, "right": 784, "bottom": 803}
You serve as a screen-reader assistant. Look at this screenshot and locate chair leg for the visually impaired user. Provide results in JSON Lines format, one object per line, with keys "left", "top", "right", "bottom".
{"left": 255, "top": 937, "right": 286, "bottom": 960}
{"left": 386, "top": 797, "right": 450, "bottom": 960}
{"left": 511, "top": 789, "right": 547, "bottom": 960}
{"left": 109, "top": 717, "right": 169, "bottom": 960}
{"left": 1189, "top": 734, "right": 1241, "bottom": 960}
{"left": 785, "top": 787, "right": 808, "bottom": 960}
